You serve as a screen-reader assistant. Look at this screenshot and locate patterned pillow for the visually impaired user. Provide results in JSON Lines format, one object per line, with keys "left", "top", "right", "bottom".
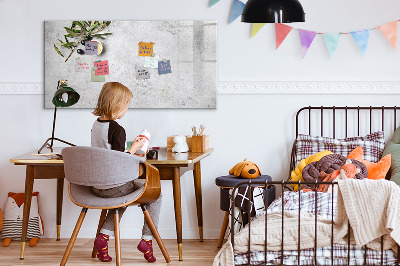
{"left": 294, "top": 131, "right": 385, "bottom": 166}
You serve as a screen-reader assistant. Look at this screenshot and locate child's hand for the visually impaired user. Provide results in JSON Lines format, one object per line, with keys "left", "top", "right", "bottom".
{"left": 128, "top": 137, "right": 147, "bottom": 154}
{"left": 134, "top": 148, "right": 149, "bottom": 157}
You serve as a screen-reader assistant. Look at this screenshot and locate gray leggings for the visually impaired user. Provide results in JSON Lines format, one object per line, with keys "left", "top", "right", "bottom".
{"left": 92, "top": 180, "right": 162, "bottom": 240}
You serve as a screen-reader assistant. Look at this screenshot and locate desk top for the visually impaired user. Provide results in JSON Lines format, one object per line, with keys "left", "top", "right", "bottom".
{"left": 10, "top": 147, "right": 214, "bottom": 166}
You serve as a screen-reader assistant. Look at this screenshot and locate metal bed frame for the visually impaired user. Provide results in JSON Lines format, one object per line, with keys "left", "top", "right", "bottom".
{"left": 230, "top": 106, "right": 400, "bottom": 266}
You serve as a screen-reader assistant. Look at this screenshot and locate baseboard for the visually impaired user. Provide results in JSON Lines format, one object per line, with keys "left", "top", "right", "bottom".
{"left": 1, "top": 81, "right": 400, "bottom": 95}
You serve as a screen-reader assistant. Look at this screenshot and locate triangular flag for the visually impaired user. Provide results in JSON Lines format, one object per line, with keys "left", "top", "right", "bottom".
{"left": 275, "top": 23, "right": 293, "bottom": 49}
{"left": 378, "top": 21, "right": 397, "bottom": 50}
{"left": 251, "top": 23, "right": 266, "bottom": 38}
{"left": 351, "top": 29, "right": 370, "bottom": 55}
{"left": 229, "top": 0, "right": 245, "bottom": 24}
{"left": 298, "top": 29, "right": 317, "bottom": 58}
{"left": 323, "top": 33, "right": 341, "bottom": 58}
{"left": 209, "top": 0, "right": 220, "bottom": 7}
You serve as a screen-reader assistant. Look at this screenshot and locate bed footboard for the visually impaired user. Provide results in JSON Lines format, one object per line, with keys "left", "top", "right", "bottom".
{"left": 230, "top": 180, "right": 400, "bottom": 266}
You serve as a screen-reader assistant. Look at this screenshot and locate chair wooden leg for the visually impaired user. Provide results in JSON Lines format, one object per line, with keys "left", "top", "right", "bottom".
{"left": 141, "top": 205, "right": 171, "bottom": 263}
{"left": 91, "top": 209, "right": 108, "bottom": 258}
{"left": 217, "top": 211, "right": 230, "bottom": 248}
{"left": 114, "top": 210, "right": 121, "bottom": 266}
{"left": 60, "top": 208, "right": 88, "bottom": 266}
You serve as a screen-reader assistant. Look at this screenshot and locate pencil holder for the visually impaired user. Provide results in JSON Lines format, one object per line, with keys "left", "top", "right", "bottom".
{"left": 191, "top": 135, "right": 209, "bottom": 153}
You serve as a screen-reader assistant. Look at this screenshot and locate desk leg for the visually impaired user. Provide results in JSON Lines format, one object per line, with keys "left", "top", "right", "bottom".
{"left": 56, "top": 178, "right": 64, "bottom": 241}
{"left": 20, "top": 165, "right": 34, "bottom": 259}
{"left": 172, "top": 167, "right": 183, "bottom": 261}
{"left": 193, "top": 161, "right": 203, "bottom": 242}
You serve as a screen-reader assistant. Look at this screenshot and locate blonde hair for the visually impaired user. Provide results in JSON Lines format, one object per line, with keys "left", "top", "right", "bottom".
{"left": 93, "top": 82, "right": 133, "bottom": 120}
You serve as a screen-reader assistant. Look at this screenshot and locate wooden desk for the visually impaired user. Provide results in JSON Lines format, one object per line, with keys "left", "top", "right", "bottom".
{"left": 10, "top": 147, "right": 213, "bottom": 261}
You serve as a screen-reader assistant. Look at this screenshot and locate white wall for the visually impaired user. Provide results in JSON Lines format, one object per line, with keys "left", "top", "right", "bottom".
{"left": 1, "top": 0, "right": 400, "bottom": 239}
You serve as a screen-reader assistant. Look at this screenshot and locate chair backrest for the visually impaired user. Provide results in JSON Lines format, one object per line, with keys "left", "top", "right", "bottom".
{"left": 62, "top": 146, "right": 145, "bottom": 187}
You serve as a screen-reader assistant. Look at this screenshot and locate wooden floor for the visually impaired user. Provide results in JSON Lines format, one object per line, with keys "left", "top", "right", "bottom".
{"left": 0, "top": 239, "right": 221, "bottom": 265}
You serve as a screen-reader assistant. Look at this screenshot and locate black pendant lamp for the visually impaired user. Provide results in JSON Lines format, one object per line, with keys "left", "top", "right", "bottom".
{"left": 242, "top": 0, "right": 305, "bottom": 23}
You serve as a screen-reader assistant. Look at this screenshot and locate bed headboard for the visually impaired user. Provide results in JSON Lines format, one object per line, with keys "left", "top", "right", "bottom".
{"left": 290, "top": 106, "right": 400, "bottom": 179}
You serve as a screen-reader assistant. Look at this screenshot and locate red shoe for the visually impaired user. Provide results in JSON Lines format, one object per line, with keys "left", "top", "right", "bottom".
{"left": 94, "top": 233, "right": 112, "bottom": 262}
{"left": 137, "top": 239, "right": 156, "bottom": 262}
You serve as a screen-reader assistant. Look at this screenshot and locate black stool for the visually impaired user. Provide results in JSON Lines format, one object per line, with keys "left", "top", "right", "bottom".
{"left": 215, "top": 175, "right": 275, "bottom": 248}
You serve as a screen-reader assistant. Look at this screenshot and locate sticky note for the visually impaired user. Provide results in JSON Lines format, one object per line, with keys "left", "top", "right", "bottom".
{"left": 91, "top": 69, "right": 105, "bottom": 82}
{"left": 135, "top": 66, "right": 150, "bottom": 80}
{"left": 94, "top": 60, "right": 109, "bottom": 76}
{"left": 144, "top": 55, "right": 160, "bottom": 69}
{"left": 158, "top": 60, "right": 172, "bottom": 75}
{"left": 85, "top": 41, "right": 99, "bottom": 55}
{"left": 138, "top": 42, "right": 154, "bottom": 57}
{"left": 76, "top": 58, "right": 91, "bottom": 72}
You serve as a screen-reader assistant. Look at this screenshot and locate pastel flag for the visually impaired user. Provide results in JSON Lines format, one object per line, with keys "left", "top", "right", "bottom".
{"left": 251, "top": 23, "right": 266, "bottom": 38}
{"left": 275, "top": 23, "right": 293, "bottom": 49}
{"left": 323, "top": 33, "right": 341, "bottom": 58}
{"left": 351, "top": 29, "right": 370, "bottom": 55}
{"left": 298, "top": 29, "right": 317, "bottom": 58}
{"left": 209, "top": 0, "right": 220, "bottom": 7}
{"left": 229, "top": 0, "right": 245, "bottom": 24}
{"left": 378, "top": 21, "right": 398, "bottom": 50}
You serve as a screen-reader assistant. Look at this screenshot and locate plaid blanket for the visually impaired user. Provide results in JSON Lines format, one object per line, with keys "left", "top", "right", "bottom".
{"left": 235, "top": 244, "right": 397, "bottom": 265}
{"left": 234, "top": 191, "right": 397, "bottom": 265}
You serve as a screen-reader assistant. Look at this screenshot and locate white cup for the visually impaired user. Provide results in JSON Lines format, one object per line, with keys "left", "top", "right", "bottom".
{"left": 135, "top": 129, "right": 150, "bottom": 154}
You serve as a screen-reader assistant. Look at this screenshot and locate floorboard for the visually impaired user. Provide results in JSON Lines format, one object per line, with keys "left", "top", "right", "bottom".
{"left": 0, "top": 239, "right": 222, "bottom": 265}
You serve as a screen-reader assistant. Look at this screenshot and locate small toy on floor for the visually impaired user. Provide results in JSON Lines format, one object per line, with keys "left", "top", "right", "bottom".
{"left": 1, "top": 192, "right": 44, "bottom": 247}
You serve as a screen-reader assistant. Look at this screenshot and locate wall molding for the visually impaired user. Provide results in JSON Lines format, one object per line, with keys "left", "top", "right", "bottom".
{"left": 218, "top": 81, "right": 400, "bottom": 94}
{"left": 1, "top": 81, "right": 400, "bottom": 95}
{"left": 0, "top": 83, "right": 43, "bottom": 94}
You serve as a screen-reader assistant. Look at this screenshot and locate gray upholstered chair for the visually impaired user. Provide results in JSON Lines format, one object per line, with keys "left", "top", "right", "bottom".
{"left": 60, "top": 146, "right": 171, "bottom": 265}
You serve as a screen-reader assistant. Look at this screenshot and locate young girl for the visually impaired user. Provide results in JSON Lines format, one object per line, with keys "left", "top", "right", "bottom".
{"left": 91, "top": 82, "right": 162, "bottom": 263}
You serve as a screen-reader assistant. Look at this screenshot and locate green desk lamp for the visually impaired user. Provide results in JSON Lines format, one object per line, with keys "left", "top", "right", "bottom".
{"left": 38, "top": 80, "right": 80, "bottom": 154}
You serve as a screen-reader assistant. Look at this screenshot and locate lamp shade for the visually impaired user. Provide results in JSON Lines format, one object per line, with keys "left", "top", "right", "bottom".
{"left": 52, "top": 84, "right": 80, "bottom": 107}
{"left": 241, "top": 0, "right": 305, "bottom": 23}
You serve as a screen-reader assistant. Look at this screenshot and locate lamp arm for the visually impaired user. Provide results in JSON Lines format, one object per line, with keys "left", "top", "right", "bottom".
{"left": 50, "top": 105, "right": 57, "bottom": 148}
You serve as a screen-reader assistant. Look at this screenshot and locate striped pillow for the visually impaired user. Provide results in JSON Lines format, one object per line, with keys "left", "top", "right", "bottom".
{"left": 294, "top": 131, "right": 385, "bottom": 167}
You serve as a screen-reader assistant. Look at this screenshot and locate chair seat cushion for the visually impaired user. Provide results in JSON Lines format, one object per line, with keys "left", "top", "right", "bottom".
{"left": 69, "top": 180, "right": 145, "bottom": 208}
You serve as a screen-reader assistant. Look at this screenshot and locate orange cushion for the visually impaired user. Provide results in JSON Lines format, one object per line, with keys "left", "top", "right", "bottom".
{"left": 347, "top": 146, "right": 391, "bottom": 180}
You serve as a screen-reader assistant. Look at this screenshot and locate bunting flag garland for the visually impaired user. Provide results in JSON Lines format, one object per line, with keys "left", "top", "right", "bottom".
{"left": 209, "top": 0, "right": 220, "bottom": 8}
{"left": 208, "top": 5, "right": 400, "bottom": 57}
{"left": 378, "top": 21, "right": 398, "bottom": 50}
{"left": 298, "top": 29, "right": 317, "bottom": 58}
{"left": 323, "top": 33, "right": 341, "bottom": 58}
{"left": 229, "top": 0, "right": 245, "bottom": 24}
{"left": 351, "top": 29, "right": 370, "bottom": 55}
{"left": 275, "top": 23, "right": 293, "bottom": 49}
{"left": 251, "top": 23, "right": 266, "bottom": 38}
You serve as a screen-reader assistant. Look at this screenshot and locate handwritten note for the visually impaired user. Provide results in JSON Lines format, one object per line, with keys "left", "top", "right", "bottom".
{"left": 144, "top": 55, "right": 160, "bottom": 69}
{"left": 76, "top": 58, "right": 91, "bottom": 72}
{"left": 138, "top": 42, "right": 154, "bottom": 57}
{"left": 85, "top": 41, "right": 99, "bottom": 55}
{"left": 94, "top": 60, "right": 109, "bottom": 76}
{"left": 158, "top": 60, "right": 172, "bottom": 75}
{"left": 135, "top": 66, "right": 150, "bottom": 80}
{"left": 91, "top": 69, "right": 105, "bottom": 82}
